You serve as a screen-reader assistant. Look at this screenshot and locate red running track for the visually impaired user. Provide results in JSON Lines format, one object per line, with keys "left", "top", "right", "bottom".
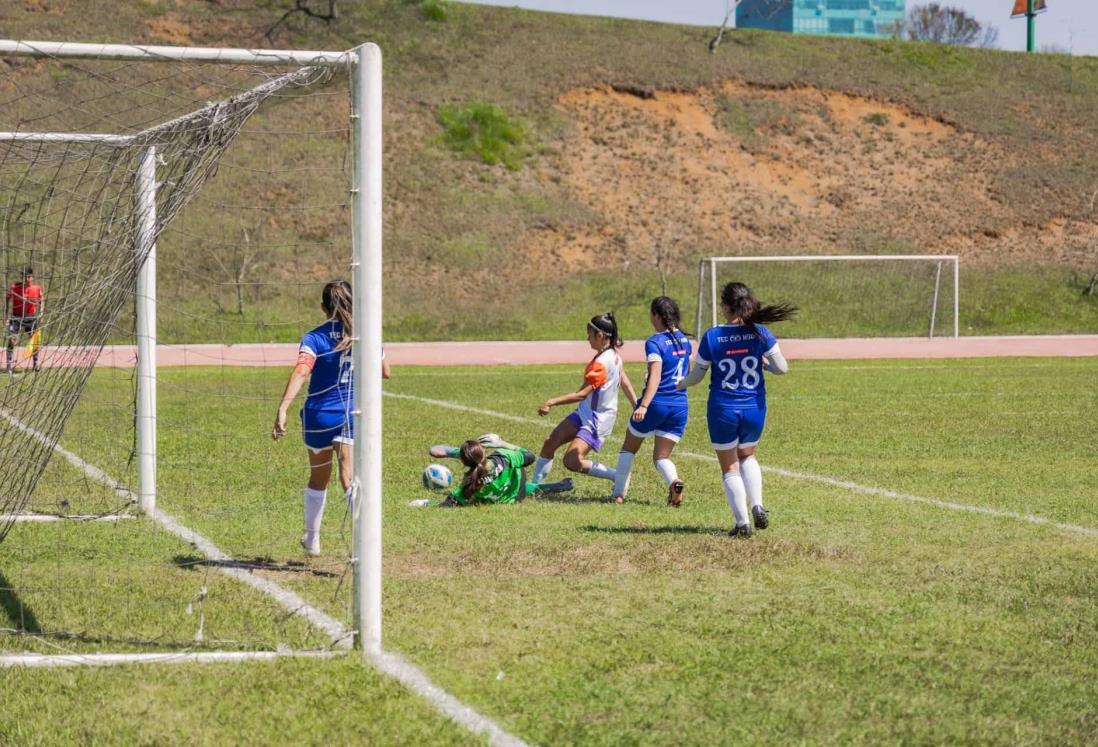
{"left": 29, "top": 335, "right": 1097, "bottom": 369}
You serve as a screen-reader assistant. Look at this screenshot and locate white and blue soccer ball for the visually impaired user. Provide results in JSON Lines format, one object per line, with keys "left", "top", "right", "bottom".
{"left": 422, "top": 463, "right": 453, "bottom": 491}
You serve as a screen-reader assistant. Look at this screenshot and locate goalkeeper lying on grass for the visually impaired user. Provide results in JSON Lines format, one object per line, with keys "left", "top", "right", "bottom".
{"left": 428, "top": 434, "right": 575, "bottom": 506}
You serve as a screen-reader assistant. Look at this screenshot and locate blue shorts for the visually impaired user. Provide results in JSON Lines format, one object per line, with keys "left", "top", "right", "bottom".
{"left": 627, "top": 400, "right": 688, "bottom": 442}
{"left": 706, "top": 404, "right": 766, "bottom": 450}
{"left": 301, "top": 408, "right": 353, "bottom": 452}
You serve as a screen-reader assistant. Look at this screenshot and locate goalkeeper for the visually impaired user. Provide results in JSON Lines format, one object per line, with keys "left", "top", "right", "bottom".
{"left": 429, "top": 435, "right": 575, "bottom": 506}
{"left": 6, "top": 266, "right": 44, "bottom": 374}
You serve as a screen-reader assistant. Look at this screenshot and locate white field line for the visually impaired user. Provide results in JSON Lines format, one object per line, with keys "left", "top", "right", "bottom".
{"left": 368, "top": 649, "right": 529, "bottom": 747}
{"left": 0, "top": 650, "right": 341, "bottom": 668}
{"left": 0, "top": 407, "right": 529, "bottom": 747}
{"left": 385, "top": 392, "right": 1098, "bottom": 539}
{"left": 3, "top": 513, "right": 135, "bottom": 523}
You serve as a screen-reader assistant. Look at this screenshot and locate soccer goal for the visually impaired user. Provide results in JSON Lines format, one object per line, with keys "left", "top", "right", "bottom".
{"left": 695, "top": 255, "right": 960, "bottom": 339}
{"left": 0, "top": 40, "right": 382, "bottom": 663}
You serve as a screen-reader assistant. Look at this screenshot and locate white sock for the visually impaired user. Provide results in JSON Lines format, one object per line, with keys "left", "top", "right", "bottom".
{"left": 740, "top": 455, "right": 763, "bottom": 509}
{"left": 533, "top": 457, "right": 553, "bottom": 483}
{"left": 654, "top": 458, "right": 678, "bottom": 486}
{"left": 612, "top": 451, "right": 635, "bottom": 497}
{"left": 304, "top": 487, "right": 327, "bottom": 538}
{"left": 586, "top": 461, "right": 616, "bottom": 481}
{"left": 722, "top": 471, "right": 749, "bottom": 527}
{"left": 345, "top": 485, "right": 355, "bottom": 512}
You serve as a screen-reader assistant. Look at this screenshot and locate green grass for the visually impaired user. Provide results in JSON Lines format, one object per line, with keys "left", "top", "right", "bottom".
{"left": 437, "top": 101, "right": 533, "bottom": 170}
{"left": 3, "top": 358, "right": 1097, "bottom": 743}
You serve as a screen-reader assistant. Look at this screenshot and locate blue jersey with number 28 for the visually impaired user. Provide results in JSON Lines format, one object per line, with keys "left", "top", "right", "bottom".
{"left": 696, "top": 323, "right": 778, "bottom": 410}
{"left": 644, "top": 330, "right": 692, "bottom": 404}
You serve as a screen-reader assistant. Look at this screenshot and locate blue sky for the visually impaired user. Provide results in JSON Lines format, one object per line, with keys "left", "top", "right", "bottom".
{"left": 456, "top": 0, "right": 1098, "bottom": 55}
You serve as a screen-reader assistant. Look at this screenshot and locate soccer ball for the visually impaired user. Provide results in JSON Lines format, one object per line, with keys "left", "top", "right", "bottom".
{"left": 422, "top": 463, "right": 453, "bottom": 491}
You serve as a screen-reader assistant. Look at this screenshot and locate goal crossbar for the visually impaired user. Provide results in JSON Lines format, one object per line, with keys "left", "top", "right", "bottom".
{"left": 0, "top": 39, "right": 352, "bottom": 67}
{"left": 697, "top": 254, "right": 960, "bottom": 338}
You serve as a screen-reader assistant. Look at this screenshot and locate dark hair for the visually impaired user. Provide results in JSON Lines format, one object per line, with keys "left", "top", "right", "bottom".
{"left": 458, "top": 440, "right": 489, "bottom": 499}
{"left": 720, "top": 282, "right": 796, "bottom": 326}
{"left": 321, "top": 280, "right": 353, "bottom": 352}
{"left": 21, "top": 266, "right": 33, "bottom": 279}
{"left": 587, "top": 312, "right": 623, "bottom": 349}
{"left": 650, "top": 296, "right": 691, "bottom": 349}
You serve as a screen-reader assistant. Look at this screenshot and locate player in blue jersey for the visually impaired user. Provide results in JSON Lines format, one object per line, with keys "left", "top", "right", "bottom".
{"left": 677, "top": 282, "right": 794, "bottom": 538}
{"left": 272, "top": 280, "right": 391, "bottom": 556}
{"left": 609, "top": 297, "right": 692, "bottom": 506}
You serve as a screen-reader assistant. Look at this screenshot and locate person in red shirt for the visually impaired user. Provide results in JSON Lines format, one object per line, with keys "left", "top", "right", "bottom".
{"left": 6, "top": 266, "right": 44, "bottom": 374}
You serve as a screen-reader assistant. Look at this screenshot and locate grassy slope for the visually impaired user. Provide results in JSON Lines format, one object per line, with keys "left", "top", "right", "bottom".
{"left": 3, "top": 359, "right": 1096, "bottom": 743}
{"left": 2, "top": 1, "right": 1097, "bottom": 341}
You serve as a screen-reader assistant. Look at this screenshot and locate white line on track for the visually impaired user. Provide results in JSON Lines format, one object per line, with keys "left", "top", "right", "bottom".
{"left": 0, "top": 407, "right": 529, "bottom": 747}
{"left": 385, "top": 392, "right": 1098, "bottom": 539}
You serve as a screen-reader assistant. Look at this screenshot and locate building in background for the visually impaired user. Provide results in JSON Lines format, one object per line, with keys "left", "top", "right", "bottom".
{"left": 736, "top": 0, "right": 906, "bottom": 38}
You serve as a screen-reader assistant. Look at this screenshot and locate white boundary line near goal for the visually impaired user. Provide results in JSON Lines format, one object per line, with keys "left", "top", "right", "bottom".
{"left": 0, "top": 407, "right": 529, "bottom": 747}
{"left": 384, "top": 392, "right": 1098, "bottom": 539}
{"left": 0, "top": 651, "right": 342, "bottom": 668}
{"left": 3, "top": 513, "right": 135, "bottom": 523}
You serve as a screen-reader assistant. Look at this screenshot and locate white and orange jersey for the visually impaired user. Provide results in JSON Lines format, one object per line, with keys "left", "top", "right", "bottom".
{"left": 573, "top": 347, "right": 623, "bottom": 441}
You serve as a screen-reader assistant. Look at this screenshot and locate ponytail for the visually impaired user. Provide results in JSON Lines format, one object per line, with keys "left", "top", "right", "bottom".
{"left": 650, "top": 296, "right": 691, "bottom": 351}
{"left": 588, "top": 311, "right": 623, "bottom": 350}
{"left": 322, "top": 280, "right": 354, "bottom": 352}
{"left": 458, "top": 440, "right": 490, "bottom": 499}
{"left": 719, "top": 282, "right": 796, "bottom": 326}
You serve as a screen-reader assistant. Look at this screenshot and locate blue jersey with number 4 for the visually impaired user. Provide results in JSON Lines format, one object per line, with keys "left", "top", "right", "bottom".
{"left": 300, "top": 320, "right": 353, "bottom": 412}
{"left": 644, "top": 330, "right": 692, "bottom": 404}
{"left": 696, "top": 323, "right": 778, "bottom": 410}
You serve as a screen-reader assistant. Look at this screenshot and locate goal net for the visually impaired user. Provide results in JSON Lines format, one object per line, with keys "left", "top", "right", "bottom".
{"left": 0, "top": 42, "right": 378, "bottom": 659}
{"left": 695, "top": 255, "right": 960, "bottom": 339}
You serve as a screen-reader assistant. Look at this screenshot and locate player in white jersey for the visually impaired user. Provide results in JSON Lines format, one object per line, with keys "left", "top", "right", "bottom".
{"left": 610, "top": 296, "right": 692, "bottom": 506}
{"left": 678, "top": 282, "right": 795, "bottom": 538}
{"left": 533, "top": 312, "right": 637, "bottom": 489}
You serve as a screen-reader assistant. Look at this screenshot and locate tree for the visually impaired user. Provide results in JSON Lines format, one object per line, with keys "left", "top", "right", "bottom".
{"left": 905, "top": 4, "right": 999, "bottom": 48}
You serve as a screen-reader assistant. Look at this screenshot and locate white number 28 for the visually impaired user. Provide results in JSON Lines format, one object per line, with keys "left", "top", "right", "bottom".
{"left": 717, "top": 356, "right": 760, "bottom": 390}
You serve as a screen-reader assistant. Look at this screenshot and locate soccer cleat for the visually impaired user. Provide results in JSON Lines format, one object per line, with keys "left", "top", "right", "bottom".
{"left": 751, "top": 504, "right": 769, "bottom": 530}
{"left": 300, "top": 533, "right": 320, "bottom": 557}
{"left": 667, "top": 479, "right": 685, "bottom": 508}
{"left": 539, "top": 477, "right": 574, "bottom": 495}
{"left": 728, "top": 524, "right": 753, "bottom": 539}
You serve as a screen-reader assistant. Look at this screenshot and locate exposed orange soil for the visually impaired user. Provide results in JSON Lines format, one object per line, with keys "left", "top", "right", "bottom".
{"left": 523, "top": 81, "right": 1098, "bottom": 270}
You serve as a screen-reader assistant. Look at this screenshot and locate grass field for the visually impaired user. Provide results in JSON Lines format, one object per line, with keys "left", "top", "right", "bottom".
{"left": 2, "top": 357, "right": 1097, "bottom": 744}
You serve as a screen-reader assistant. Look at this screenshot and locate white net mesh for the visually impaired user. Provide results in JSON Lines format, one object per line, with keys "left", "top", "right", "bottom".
{"left": 0, "top": 49, "right": 355, "bottom": 653}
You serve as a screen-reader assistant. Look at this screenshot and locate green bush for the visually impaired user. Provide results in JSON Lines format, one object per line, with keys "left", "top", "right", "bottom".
{"left": 436, "top": 102, "right": 531, "bottom": 170}
{"left": 419, "top": 0, "right": 449, "bottom": 22}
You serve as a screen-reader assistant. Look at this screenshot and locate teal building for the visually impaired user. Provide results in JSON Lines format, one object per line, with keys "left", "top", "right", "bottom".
{"left": 736, "top": 0, "right": 906, "bottom": 38}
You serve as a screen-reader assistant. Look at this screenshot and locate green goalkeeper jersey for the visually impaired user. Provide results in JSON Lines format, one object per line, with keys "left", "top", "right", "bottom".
{"left": 450, "top": 447, "right": 531, "bottom": 505}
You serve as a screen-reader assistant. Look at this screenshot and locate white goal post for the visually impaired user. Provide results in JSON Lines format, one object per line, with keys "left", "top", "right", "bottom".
{"left": 0, "top": 40, "right": 383, "bottom": 657}
{"left": 696, "top": 254, "right": 960, "bottom": 339}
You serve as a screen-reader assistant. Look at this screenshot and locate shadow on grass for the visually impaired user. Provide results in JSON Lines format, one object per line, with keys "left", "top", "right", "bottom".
{"left": 533, "top": 493, "right": 615, "bottom": 505}
{"left": 172, "top": 555, "right": 343, "bottom": 579}
{"left": 0, "top": 628, "right": 228, "bottom": 651}
{"left": 580, "top": 524, "right": 727, "bottom": 536}
{"left": 0, "top": 570, "right": 40, "bottom": 634}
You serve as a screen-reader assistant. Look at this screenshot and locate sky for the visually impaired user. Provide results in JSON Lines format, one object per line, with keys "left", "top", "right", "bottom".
{"left": 456, "top": 0, "right": 1098, "bottom": 55}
